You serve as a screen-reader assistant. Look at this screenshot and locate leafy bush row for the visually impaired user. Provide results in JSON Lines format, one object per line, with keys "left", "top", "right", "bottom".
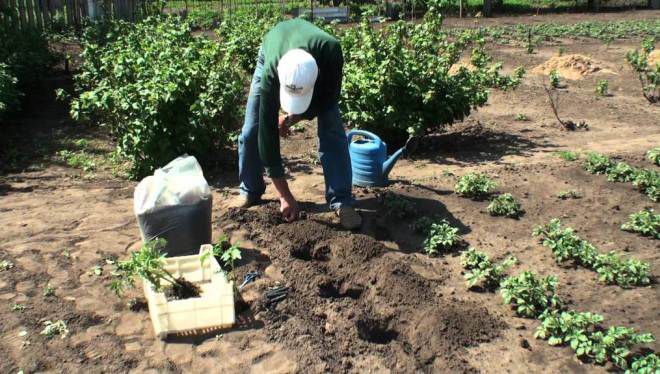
{"left": 460, "top": 253, "right": 657, "bottom": 371}
{"left": 534, "top": 219, "right": 651, "bottom": 287}
{"left": 69, "top": 16, "right": 244, "bottom": 178}
{"left": 584, "top": 152, "right": 660, "bottom": 202}
{"left": 621, "top": 209, "right": 659, "bottom": 240}
{"left": 535, "top": 310, "right": 655, "bottom": 371}
{"left": 338, "top": 7, "right": 524, "bottom": 146}
{"left": 647, "top": 147, "right": 660, "bottom": 166}
{"left": 626, "top": 37, "right": 659, "bottom": 104}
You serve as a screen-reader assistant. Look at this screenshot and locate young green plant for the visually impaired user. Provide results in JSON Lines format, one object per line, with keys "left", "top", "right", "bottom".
{"left": 500, "top": 271, "right": 561, "bottom": 318}
{"left": 455, "top": 173, "right": 497, "bottom": 199}
{"left": 487, "top": 193, "right": 523, "bottom": 218}
{"left": 110, "top": 238, "right": 200, "bottom": 299}
{"left": 423, "top": 220, "right": 462, "bottom": 256}
{"left": 621, "top": 209, "right": 659, "bottom": 239}
{"left": 461, "top": 248, "right": 517, "bottom": 289}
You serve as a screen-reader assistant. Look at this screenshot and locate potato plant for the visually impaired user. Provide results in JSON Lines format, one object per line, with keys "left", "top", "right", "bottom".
{"left": 596, "top": 79, "right": 609, "bottom": 96}
{"left": 557, "top": 190, "right": 582, "bottom": 199}
{"left": 338, "top": 7, "right": 524, "bottom": 146}
{"left": 422, "top": 220, "right": 461, "bottom": 256}
{"left": 110, "top": 238, "right": 200, "bottom": 299}
{"left": 621, "top": 209, "right": 659, "bottom": 239}
{"left": 628, "top": 353, "right": 659, "bottom": 374}
{"left": 549, "top": 69, "right": 562, "bottom": 89}
{"left": 647, "top": 147, "right": 660, "bottom": 166}
{"left": 455, "top": 173, "right": 497, "bottom": 199}
{"left": 535, "top": 310, "right": 655, "bottom": 370}
{"left": 606, "top": 162, "right": 637, "bottom": 183}
{"left": 201, "top": 233, "right": 242, "bottom": 281}
{"left": 535, "top": 310, "right": 604, "bottom": 348}
{"left": 461, "top": 248, "right": 517, "bottom": 289}
{"left": 556, "top": 151, "right": 579, "bottom": 161}
{"left": 632, "top": 169, "right": 660, "bottom": 202}
{"left": 500, "top": 271, "right": 561, "bottom": 318}
{"left": 69, "top": 17, "right": 244, "bottom": 178}
{"left": 534, "top": 219, "right": 651, "bottom": 287}
{"left": 41, "top": 320, "right": 69, "bottom": 339}
{"left": 487, "top": 193, "right": 523, "bottom": 218}
{"left": 584, "top": 152, "right": 612, "bottom": 174}
{"left": 0, "top": 259, "right": 14, "bottom": 271}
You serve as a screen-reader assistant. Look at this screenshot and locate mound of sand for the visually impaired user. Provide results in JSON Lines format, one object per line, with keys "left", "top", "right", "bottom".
{"left": 532, "top": 54, "right": 612, "bottom": 80}
{"left": 649, "top": 50, "right": 660, "bottom": 67}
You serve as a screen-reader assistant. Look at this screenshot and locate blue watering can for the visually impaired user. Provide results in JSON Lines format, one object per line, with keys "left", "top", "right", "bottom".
{"left": 347, "top": 130, "right": 406, "bottom": 187}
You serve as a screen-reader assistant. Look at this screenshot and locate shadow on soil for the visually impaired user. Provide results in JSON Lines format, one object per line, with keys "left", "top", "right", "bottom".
{"left": 358, "top": 192, "right": 470, "bottom": 255}
{"left": 410, "top": 120, "right": 555, "bottom": 166}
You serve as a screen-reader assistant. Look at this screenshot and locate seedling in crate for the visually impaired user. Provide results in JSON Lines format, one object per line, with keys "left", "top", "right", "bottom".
{"left": 487, "top": 193, "right": 523, "bottom": 218}
{"left": 621, "top": 209, "right": 659, "bottom": 239}
{"left": 500, "top": 271, "right": 561, "bottom": 318}
{"left": 461, "top": 248, "right": 517, "bottom": 289}
{"left": 455, "top": 173, "right": 496, "bottom": 199}
{"left": 423, "top": 220, "right": 462, "bottom": 256}
{"left": 40, "top": 320, "right": 69, "bottom": 339}
{"left": 201, "top": 234, "right": 242, "bottom": 282}
{"left": 110, "top": 238, "right": 201, "bottom": 300}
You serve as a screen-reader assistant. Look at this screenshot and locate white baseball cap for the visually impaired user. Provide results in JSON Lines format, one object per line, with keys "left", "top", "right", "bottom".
{"left": 277, "top": 49, "right": 318, "bottom": 115}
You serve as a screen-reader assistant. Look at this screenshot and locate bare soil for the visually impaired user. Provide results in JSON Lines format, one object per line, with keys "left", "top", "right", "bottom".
{"left": 1, "top": 11, "right": 659, "bottom": 374}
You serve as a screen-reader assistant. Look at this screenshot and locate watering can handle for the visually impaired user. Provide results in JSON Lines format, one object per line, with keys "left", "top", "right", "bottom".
{"left": 347, "top": 130, "right": 382, "bottom": 144}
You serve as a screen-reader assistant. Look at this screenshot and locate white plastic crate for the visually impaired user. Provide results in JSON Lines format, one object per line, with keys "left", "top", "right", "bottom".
{"left": 143, "top": 244, "right": 235, "bottom": 340}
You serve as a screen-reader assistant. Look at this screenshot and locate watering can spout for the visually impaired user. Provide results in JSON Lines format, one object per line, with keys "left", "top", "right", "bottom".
{"left": 382, "top": 146, "right": 406, "bottom": 180}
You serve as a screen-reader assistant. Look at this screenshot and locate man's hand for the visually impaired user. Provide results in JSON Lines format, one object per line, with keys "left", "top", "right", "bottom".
{"left": 278, "top": 115, "right": 291, "bottom": 138}
{"left": 279, "top": 195, "right": 300, "bottom": 222}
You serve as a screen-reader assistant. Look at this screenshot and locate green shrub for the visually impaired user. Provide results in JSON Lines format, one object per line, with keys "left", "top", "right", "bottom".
{"left": 0, "top": 63, "right": 19, "bottom": 119}
{"left": 461, "top": 248, "right": 517, "bottom": 289}
{"left": 215, "top": 8, "right": 282, "bottom": 75}
{"left": 0, "top": 8, "right": 53, "bottom": 115}
{"left": 626, "top": 37, "right": 659, "bottom": 103}
{"left": 584, "top": 152, "right": 612, "bottom": 174}
{"left": 593, "top": 252, "right": 651, "bottom": 287}
{"left": 487, "top": 193, "right": 523, "bottom": 218}
{"left": 423, "top": 219, "right": 461, "bottom": 256}
{"left": 70, "top": 17, "right": 244, "bottom": 178}
{"left": 500, "top": 271, "right": 561, "bottom": 318}
{"left": 590, "top": 327, "right": 655, "bottom": 369}
{"left": 455, "top": 173, "right": 497, "bottom": 199}
{"left": 621, "top": 209, "right": 659, "bottom": 239}
{"left": 338, "top": 7, "right": 524, "bottom": 146}
{"left": 187, "top": 8, "right": 221, "bottom": 29}
{"left": 606, "top": 162, "right": 637, "bottom": 182}
{"left": 380, "top": 191, "right": 416, "bottom": 219}
{"left": 647, "top": 147, "right": 660, "bottom": 166}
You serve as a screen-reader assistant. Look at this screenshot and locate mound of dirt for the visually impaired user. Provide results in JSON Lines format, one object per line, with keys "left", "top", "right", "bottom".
{"left": 532, "top": 54, "right": 611, "bottom": 80}
{"left": 224, "top": 205, "right": 507, "bottom": 373}
{"left": 649, "top": 50, "right": 660, "bottom": 67}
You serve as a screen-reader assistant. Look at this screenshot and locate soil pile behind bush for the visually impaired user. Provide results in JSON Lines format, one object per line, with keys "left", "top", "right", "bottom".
{"left": 224, "top": 205, "right": 506, "bottom": 373}
{"left": 532, "top": 54, "right": 612, "bottom": 80}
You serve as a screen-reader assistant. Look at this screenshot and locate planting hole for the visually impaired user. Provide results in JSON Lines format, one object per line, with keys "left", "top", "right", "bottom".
{"left": 356, "top": 316, "right": 398, "bottom": 344}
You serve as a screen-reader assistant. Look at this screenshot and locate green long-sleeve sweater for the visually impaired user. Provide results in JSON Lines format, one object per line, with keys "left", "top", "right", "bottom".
{"left": 258, "top": 18, "right": 343, "bottom": 178}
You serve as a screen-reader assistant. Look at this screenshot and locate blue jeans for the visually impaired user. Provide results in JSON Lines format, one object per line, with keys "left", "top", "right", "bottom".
{"left": 238, "top": 48, "right": 354, "bottom": 210}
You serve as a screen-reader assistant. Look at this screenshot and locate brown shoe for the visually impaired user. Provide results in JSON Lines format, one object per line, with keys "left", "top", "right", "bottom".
{"left": 336, "top": 206, "right": 362, "bottom": 230}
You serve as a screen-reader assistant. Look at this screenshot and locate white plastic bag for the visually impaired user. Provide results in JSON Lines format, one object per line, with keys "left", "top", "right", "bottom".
{"left": 133, "top": 155, "right": 211, "bottom": 215}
